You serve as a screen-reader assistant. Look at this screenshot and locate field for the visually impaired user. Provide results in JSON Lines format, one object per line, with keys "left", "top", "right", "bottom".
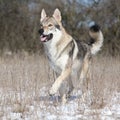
{"left": 0, "top": 53, "right": 120, "bottom": 120}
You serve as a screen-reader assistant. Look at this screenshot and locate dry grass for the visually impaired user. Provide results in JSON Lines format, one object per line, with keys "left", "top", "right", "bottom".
{"left": 0, "top": 54, "right": 54, "bottom": 116}
{"left": 0, "top": 53, "right": 119, "bottom": 119}
{"left": 89, "top": 56, "right": 120, "bottom": 109}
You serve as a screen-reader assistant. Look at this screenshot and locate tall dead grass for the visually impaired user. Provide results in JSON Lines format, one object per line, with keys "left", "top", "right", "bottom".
{"left": 0, "top": 53, "right": 119, "bottom": 115}
{"left": 89, "top": 56, "right": 120, "bottom": 109}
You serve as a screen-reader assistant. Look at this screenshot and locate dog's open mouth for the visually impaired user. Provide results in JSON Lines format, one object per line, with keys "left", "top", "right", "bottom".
{"left": 40, "top": 34, "right": 53, "bottom": 42}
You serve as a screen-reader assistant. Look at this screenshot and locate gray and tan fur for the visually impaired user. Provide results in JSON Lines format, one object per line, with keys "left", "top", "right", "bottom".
{"left": 39, "top": 8, "right": 104, "bottom": 103}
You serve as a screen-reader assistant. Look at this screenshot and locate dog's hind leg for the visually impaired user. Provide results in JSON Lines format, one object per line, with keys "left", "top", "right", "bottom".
{"left": 78, "top": 55, "right": 91, "bottom": 102}
{"left": 67, "top": 77, "right": 74, "bottom": 97}
{"left": 58, "top": 74, "right": 74, "bottom": 104}
{"left": 59, "top": 79, "right": 69, "bottom": 104}
{"left": 79, "top": 54, "right": 91, "bottom": 89}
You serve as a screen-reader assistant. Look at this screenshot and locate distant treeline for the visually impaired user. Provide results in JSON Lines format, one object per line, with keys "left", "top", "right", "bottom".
{"left": 0, "top": 0, "right": 120, "bottom": 56}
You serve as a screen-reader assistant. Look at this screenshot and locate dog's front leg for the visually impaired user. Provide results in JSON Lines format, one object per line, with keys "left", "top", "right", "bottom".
{"left": 49, "top": 68, "right": 71, "bottom": 95}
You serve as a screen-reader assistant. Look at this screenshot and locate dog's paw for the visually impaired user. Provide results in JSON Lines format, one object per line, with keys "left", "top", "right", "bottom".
{"left": 61, "top": 94, "right": 67, "bottom": 104}
{"left": 49, "top": 86, "right": 57, "bottom": 96}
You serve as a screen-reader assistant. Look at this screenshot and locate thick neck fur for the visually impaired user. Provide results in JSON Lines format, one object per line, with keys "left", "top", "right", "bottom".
{"left": 44, "top": 24, "right": 72, "bottom": 58}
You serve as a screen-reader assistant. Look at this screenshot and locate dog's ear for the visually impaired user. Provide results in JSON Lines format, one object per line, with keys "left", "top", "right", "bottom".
{"left": 53, "top": 8, "right": 61, "bottom": 22}
{"left": 40, "top": 9, "right": 47, "bottom": 22}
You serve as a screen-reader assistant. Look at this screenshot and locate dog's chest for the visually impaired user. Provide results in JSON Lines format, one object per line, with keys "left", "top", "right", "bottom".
{"left": 47, "top": 49, "right": 68, "bottom": 73}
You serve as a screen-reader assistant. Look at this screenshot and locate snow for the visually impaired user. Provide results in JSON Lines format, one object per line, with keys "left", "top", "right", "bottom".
{"left": 0, "top": 87, "right": 120, "bottom": 120}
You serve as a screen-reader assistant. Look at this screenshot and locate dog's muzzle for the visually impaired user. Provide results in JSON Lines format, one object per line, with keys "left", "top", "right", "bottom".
{"left": 38, "top": 29, "right": 53, "bottom": 42}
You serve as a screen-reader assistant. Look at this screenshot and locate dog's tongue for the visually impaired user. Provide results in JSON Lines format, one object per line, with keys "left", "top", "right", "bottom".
{"left": 40, "top": 35, "right": 47, "bottom": 42}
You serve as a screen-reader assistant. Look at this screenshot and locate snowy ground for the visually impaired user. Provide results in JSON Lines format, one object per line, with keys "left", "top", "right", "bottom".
{"left": 0, "top": 87, "right": 120, "bottom": 120}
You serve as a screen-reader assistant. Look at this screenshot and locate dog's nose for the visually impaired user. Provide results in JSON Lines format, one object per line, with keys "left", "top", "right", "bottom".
{"left": 38, "top": 29, "right": 44, "bottom": 35}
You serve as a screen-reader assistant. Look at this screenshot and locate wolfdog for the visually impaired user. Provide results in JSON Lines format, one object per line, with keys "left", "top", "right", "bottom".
{"left": 38, "top": 8, "right": 103, "bottom": 103}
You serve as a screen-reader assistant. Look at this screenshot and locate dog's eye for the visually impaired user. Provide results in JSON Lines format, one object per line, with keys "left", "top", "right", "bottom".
{"left": 48, "top": 24, "right": 53, "bottom": 27}
{"left": 40, "top": 24, "right": 43, "bottom": 28}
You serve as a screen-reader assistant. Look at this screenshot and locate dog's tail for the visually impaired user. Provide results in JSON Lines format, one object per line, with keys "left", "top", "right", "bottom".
{"left": 89, "top": 24, "right": 104, "bottom": 55}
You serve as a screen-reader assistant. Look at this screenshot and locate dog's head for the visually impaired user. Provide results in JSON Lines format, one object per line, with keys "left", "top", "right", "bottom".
{"left": 39, "top": 8, "right": 62, "bottom": 43}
